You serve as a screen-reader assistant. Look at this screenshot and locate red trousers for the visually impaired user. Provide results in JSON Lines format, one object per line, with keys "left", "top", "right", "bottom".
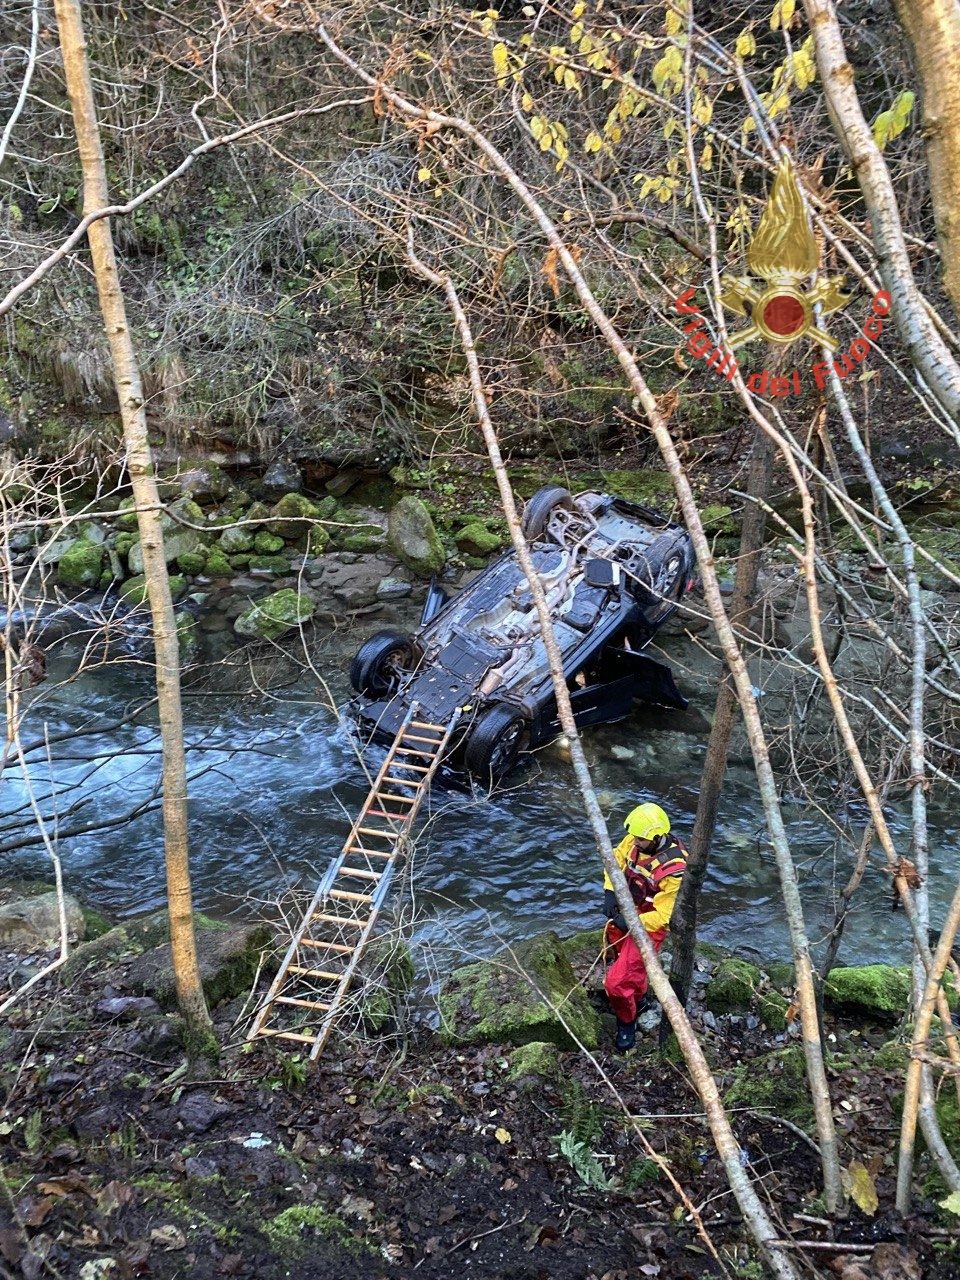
{"left": 604, "top": 925, "right": 666, "bottom": 1023}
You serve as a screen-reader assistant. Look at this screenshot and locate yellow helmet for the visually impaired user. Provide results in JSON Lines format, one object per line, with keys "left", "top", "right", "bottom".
{"left": 624, "top": 802, "right": 670, "bottom": 841}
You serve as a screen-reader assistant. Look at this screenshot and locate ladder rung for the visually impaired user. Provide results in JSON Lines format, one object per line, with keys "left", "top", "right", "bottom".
{"left": 356, "top": 825, "right": 401, "bottom": 839}
{"left": 382, "top": 775, "right": 427, "bottom": 788}
{"left": 402, "top": 733, "right": 445, "bottom": 745}
{"left": 329, "top": 888, "right": 373, "bottom": 903}
{"left": 388, "top": 758, "right": 431, "bottom": 770}
{"left": 288, "top": 965, "right": 343, "bottom": 980}
{"left": 257, "top": 1028, "right": 317, "bottom": 1044}
{"left": 302, "top": 939, "right": 353, "bottom": 953}
{"left": 344, "top": 845, "right": 393, "bottom": 858}
{"left": 393, "top": 747, "right": 433, "bottom": 757}
{"left": 311, "top": 912, "right": 368, "bottom": 927}
{"left": 338, "top": 866, "right": 381, "bottom": 881}
{"left": 276, "top": 995, "right": 333, "bottom": 1010}
{"left": 377, "top": 792, "right": 416, "bottom": 804}
{"left": 368, "top": 809, "right": 410, "bottom": 821}
{"left": 410, "top": 720, "right": 446, "bottom": 730}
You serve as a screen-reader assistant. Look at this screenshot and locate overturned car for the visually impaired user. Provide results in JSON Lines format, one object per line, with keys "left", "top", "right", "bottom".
{"left": 347, "top": 486, "right": 696, "bottom": 781}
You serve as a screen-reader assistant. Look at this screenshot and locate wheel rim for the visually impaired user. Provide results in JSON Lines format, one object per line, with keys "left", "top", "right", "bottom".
{"left": 658, "top": 554, "right": 683, "bottom": 600}
{"left": 488, "top": 720, "right": 524, "bottom": 774}
{"left": 371, "top": 647, "right": 408, "bottom": 696}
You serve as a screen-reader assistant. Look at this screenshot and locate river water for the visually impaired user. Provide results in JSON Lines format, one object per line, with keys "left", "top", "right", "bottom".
{"left": 5, "top": 603, "right": 958, "bottom": 975}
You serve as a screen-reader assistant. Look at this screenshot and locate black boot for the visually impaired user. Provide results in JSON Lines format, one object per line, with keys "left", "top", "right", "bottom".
{"left": 614, "top": 1018, "right": 637, "bottom": 1052}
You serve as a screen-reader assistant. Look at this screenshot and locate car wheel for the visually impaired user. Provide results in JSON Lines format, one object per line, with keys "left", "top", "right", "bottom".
{"left": 462, "top": 704, "right": 528, "bottom": 782}
{"left": 520, "top": 485, "right": 576, "bottom": 541}
{"left": 349, "top": 629, "right": 415, "bottom": 697}
{"left": 657, "top": 549, "right": 686, "bottom": 602}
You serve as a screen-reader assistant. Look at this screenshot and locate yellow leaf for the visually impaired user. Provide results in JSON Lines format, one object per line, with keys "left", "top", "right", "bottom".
{"left": 417, "top": 167, "right": 432, "bottom": 181}
{"left": 781, "top": 0, "right": 796, "bottom": 25}
{"left": 563, "top": 67, "right": 581, "bottom": 91}
{"left": 736, "top": 28, "right": 756, "bottom": 57}
{"left": 584, "top": 130, "right": 604, "bottom": 153}
{"left": 770, "top": 0, "right": 782, "bottom": 28}
{"left": 492, "top": 41, "right": 511, "bottom": 80}
{"left": 495, "top": 1126, "right": 512, "bottom": 1144}
{"left": 521, "top": 91, "right": 534, "bottom": 112}
{"left": 842, "top": 1160, "right": 878, "bottom": 1216}
{"left": 571, "top": 0, "right": 586, "bottom": 15}
{"left": 529, "top": 114, "right": 545, "bottom": 140}
{"left": 571, "top": 21, "right": 584, "bottom": 42}
{"left": 665, "top": 6, "right": 683, "bottom": 34}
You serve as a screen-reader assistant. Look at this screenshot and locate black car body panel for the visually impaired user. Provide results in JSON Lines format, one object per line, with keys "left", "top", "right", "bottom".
{"left": 348, "top": 489, "right": 695, "bottom": 777}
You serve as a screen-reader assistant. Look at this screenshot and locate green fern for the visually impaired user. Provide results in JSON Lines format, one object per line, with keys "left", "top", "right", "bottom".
{"left": 555, "top": 1128, "right": 611, "bottom": 1191}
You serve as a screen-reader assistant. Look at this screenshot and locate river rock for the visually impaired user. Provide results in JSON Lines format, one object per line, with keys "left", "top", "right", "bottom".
{"left": 218, "top": 524, "right": 254, "bottom": 554}
{"left": 325, "top": 467, "right": 362, "bottom": 498}
{"left": 57, "top": 538, "right": 105, "bottom": 589}
{"left": 0, "top": 891, "right": 85, "bottom": 951}
{"left": 376, "top": 576, "right": 412, "bottom": 601}
{"left": 388, "top": 496, "right": 445, "bottom": 577}
{"left": 164, "top": 461, "right": 234, "bottom": 500}
{"left": 233, "top": 587, "right": 316, "bottom": 639}
{"left": 128, "top": 527, "right": 202, "bottom": 575}
{"left": 438, "top": 930, "right": 599, "bottom": 1050}
{"left": 263, "top": 458, "right": 303, "bottom": 494}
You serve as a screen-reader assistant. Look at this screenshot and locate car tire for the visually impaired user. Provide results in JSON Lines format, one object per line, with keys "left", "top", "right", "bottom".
{"left": 462, "top": 703, "right": 528, "bottom": 782}
{"left": 520, "top": 485, "right": 576, "bottom": 541}
{"left": 349, "top": 629, "right": 415, "bottom": 697}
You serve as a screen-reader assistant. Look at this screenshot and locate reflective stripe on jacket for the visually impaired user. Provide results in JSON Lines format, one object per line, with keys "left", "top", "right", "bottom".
{"left": 602, "top": 833, "right": 687, "bottom": 934}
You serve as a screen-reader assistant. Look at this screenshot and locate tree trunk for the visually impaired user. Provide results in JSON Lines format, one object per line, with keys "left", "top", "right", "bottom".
{"left": 667, "top": 426, "right": 774, "bottom": 1016}
{"left": 897, "top": 0, "right": 960, "bottom": 317}
{"left": 52, "top": 0, "right": 215, "bottom": 1057}
{"left": 804, "top": 0, "right": 960, "bottom": 424}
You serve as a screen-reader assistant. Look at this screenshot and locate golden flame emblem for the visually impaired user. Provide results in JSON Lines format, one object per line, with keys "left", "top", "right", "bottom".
{"left": 721, "top": 156, "right": 849, "bottom": 351}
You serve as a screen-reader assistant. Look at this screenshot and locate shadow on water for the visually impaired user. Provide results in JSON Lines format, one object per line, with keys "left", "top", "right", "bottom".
{"left": 4, "top": 613, "right": 956, "bottom": 972}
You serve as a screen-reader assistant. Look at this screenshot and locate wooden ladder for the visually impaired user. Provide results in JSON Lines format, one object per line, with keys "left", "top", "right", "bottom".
{"left": 247, "top": 704, "right": 459, "bottom": 1060}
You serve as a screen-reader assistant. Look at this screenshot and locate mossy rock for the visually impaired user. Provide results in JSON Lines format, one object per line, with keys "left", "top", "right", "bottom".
{"left": 267, "top": 492, "right": 321, "bottom": 538}
{"left": 874, "top": 1039, "right": 910, "bottom": 1071}
{"left": 824, "top": 965, "right": 912, "bottom": 1019}
{"left": 115, "top": 531, "right": 137, "bottom": 559}
{"left": 118, "top": 574, "right": 186, "bottom": 607}
{"left": 339, "top": 530, "right": 385, "bottom": 553}
{"left": 600, "top": 469, "right": 675, "bottom": 510}
{"left": 438, "top": 929, "right": 599, "bottom": 1050}
{"left": 205, "top": 549, "right": 232, "bottom": 578}
{"left": 508, "top": 1040, "right": 561, "bottom": 1082}
{"left": 119, "top": 916, "right": 277, "bottom": 1009}
{"left": 706, "top": 958, "right": 761, "bottom": 1013}
{"left": 253, "top": 530, "right": 285, "bottom": 555}
{"left": 247, "top": 554, "right": 292, "bottom": 573}
{"left": 176, "top": 612, "right": 198, "bottom": 657}
{"left": 234, "top": 587, "right": 316, "bottom": 639}
{"left": 58, "top": 538, "right": 105, "bottom": 589}
{"left": 388, "top": 495, "right": 445, "bottom": 577}
{"left": 724, "top": 1043, "right": 813, "bottom": 1127}
{"left": 700, "top": 504, "right": 736, "bottom": 536}
{"left": 177, "top": 549, "right": 207, "bottom": 575}
{"left": 218, "top": 525, "right": 253, "bottom": 554}
{"left": 361, "top": 935, "right": 414, "bottom": 1033}
{"left": 456, "top": 521, "right": 505, "bottom": 558}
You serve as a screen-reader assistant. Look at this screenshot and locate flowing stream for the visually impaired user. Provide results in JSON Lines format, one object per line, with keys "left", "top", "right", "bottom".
{"left": 4, "top": 602, "right": 958, "bottom": 976}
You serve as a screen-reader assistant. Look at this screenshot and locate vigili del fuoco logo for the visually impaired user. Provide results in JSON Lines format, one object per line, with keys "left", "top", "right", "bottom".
{"left": 674, "top": 155, "right": 891, "bottom": 397}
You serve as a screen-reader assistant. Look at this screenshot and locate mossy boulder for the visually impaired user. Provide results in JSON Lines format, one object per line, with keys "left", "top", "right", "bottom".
{"left": 700, "top": 504, "right": 736, "bottom": 536}
{"left": 58, "top": 538, "right": 105, "bottom": 589}
{"left": 508, "top": 1040, "right": 561, "bottom": 1081}
{"left": 824, "top": 965, "right": 913, "bottom": 1019}
{"left": 388, "top": 495, "right": 445, "bottom": 577}
{"left": 234, "top": 587, "right": 316, "bottom": 639}
{"left": 456, "top": 521, "right": 505, "bottom": 558}
{"left": 247, "top": 554, "right": 291, "bottom": 573}
{"left": 600, "top": 469, "right": 675, "bottom": 510}
{"left": 204, "top": 548, "right": 232, "bottom": 578}
{"left": 268, "top": 492, "right": 321, "bottom": 538}
{"left": 724, "top": 1043, "right": 813, "bottom": 1127}
{"left": 706, "top": 958, "right": 761, "bottom": 1012}
{"left": 118, "top": 573, "right": 186, "bottom": 607}
{"left": 361, "top": 935, "right": 415, "bottom": 1032}
{"left": 438, "top": 929, "right": 599, "bottom": 1050}
{"left": 117, "top": 915, "right": 277, "bottom": 1009}
{"left": 115, "top": 531, "right": 137, "bottom": 559}
{"left": 218, "top": 524, "right": 254, "bottom": 554}
{"left": 253, "top": 530, "right": 285, "bottom": 555}
{"left": 339, "top": 530, "right": 385, "bottom": 553}
{"left": 177, "top": 549, "right": 207, "bottom": 575}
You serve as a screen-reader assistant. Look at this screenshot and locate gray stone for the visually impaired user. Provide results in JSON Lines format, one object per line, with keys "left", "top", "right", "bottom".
{"left": 0, "top": 892, "right": 85, "bottom": 951}
{"left": 178, "top": 1090, "right": 231, "bottom": 1134}
{"left": 326, "top": 468, "right": 362, "bottom": 497}
{"left": 96, "top": 996, "right": 160, "bottom": 1019}
{"left": 218, "top": 524, "right": 254, "bottom": 554}
{"left": 234, "top": 587, "right": 317, "bottom": 639}
{"left": 167, "top": 461, "right": 234, "bottom": 500}
{"left": 263, "top": 458, "right": 303, "bottom": 494}
{"left": 387, "top": 496, "right": 445, "bottom": 577}
{"left": 376, "top": 576, "right": 413, "bottom": 601}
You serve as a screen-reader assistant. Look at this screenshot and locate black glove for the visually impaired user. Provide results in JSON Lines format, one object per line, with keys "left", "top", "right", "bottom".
{"left": 604, "top": 888, "right": 627, "bottom": 934}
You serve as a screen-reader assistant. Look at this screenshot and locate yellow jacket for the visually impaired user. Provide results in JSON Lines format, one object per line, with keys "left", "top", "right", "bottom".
{"left": 603, "top": 833, "right": 687, "bottom": 934}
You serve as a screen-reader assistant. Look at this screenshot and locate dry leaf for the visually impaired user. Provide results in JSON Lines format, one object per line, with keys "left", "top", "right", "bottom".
{"left": 150, "top": 1225, "right": 187, "bottom": 1251}
{"left": 842, "top": 1159, "right": 878, "bottom": 1216}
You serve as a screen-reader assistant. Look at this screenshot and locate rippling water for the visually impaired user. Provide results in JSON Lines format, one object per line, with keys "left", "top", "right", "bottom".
{"left": 4, "top": 608, "right": 957, "bottom": 973}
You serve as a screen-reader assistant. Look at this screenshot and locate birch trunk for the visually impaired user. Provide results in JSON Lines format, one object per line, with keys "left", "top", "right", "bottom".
{"left": 897, "top": 0, "right": 960, "bottom": 316}
{"left": 804, "top": 0, "right": 960, "bottom": 424}
{"left": 52, "top": 0, "right": 214, "bottom": 1055}
{"left": 407, "top": 239, "right": 801, "bottom": 1280}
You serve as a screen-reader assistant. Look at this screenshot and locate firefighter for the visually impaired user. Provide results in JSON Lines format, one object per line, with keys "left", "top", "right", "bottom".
{"left": 603, "top": 802, "right": 687, "bottom": 1051}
